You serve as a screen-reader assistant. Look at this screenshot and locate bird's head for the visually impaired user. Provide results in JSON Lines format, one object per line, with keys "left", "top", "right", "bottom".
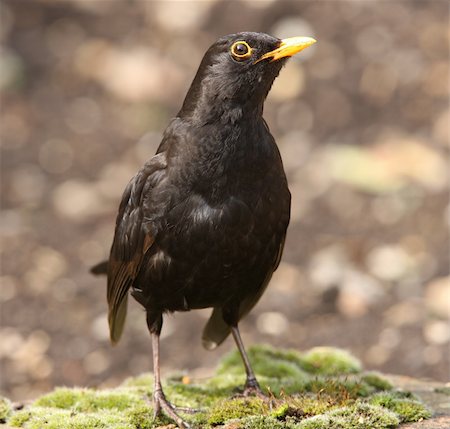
{"left": 178, "top": 32, "right": 316, "bottom": 121}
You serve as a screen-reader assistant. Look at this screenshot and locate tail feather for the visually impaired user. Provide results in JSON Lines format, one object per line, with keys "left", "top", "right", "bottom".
{"left": 109, "top": 294, "right": 128, "bottom": 344}
{"left": 90, "top": 260, "right": 108, "bottom": 276}
{"left": 90, "top": 259, "right": 128, "bottom": 344}
{"left": 202, "top": 307, "right": 231, "bottom": 350}
{"left": 203, "top": 272, "right": 274, "bottom": 350}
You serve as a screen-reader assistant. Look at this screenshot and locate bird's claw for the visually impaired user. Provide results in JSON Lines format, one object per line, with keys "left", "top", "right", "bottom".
{"left": 173, "top": 405, "right": 205, "bottom": 414}
{"left": 243, "top": 377, "right": 265, "bottom": 396}
{"left": 243, "top": 385, "right": 266, "bottom": 399}
{"left": 233, "top": 377, "right": 267, "bottom": 399}
{"left": 153, "top": 390, "right": 191, "bottom": 429}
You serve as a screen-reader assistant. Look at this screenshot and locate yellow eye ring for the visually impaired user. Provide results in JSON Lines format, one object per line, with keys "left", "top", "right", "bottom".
{"left": 230, "top": 41, "right": 252, "bottom": 60}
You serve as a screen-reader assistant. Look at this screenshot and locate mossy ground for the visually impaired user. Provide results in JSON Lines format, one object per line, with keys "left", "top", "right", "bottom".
{"left": 3, "top": 345, "right": 431, "bottom": 429}
{"left": 0, "top": 397, "right": 12, "bottom": 423}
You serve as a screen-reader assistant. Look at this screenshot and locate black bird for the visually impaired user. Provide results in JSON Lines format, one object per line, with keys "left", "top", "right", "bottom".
{"left": 92, "top": 32, "right": 315, "bottom": 428}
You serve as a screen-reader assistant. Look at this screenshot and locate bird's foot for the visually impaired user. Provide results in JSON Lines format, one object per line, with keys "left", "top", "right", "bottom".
{"left": 173, "top": 405, "right": 205, "bottom": 414}
{"left": 153, "top": 389, "right": 191, "bottom": 429}
{"left": 241, "top": 377, "right": 266, "bottom": 399}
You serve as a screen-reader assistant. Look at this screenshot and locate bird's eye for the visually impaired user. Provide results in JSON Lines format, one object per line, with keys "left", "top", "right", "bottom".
{"left": 230, "top": 41, "right": 252, "bottom": 60}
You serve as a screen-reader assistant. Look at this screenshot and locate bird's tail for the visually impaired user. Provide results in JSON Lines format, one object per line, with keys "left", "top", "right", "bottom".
{"left": 202, "top": 307, "right": 231, "bottom": 350}
{"left": 90, "top": 260, "right": 108, "bottom": 275}
{"left": 89, "top": 259, "right": 129, "bottom": 344}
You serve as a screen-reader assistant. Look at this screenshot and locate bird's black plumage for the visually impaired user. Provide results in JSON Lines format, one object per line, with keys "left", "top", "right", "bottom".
{"left": 93, "top": 31, "right": 315, "bottom": 428}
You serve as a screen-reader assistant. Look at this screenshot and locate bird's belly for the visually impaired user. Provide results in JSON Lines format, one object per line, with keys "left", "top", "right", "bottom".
{"left": 155, "top": 240, "right": 265, "bottom": 309}
{"left": 135, "top": 187, "right": 289, "bottom": 313}
{"left": 150, "top": 243, "right": 273, "bottom": 313}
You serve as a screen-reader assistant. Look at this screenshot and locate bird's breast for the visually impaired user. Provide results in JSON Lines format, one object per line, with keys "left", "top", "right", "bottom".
{"left": 136, "top": 117, "right": 290, "bottom": 312}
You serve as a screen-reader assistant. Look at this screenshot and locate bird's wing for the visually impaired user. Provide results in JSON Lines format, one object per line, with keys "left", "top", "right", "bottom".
{"left": 107, "top": 153, "right": 167, "bottom": 344}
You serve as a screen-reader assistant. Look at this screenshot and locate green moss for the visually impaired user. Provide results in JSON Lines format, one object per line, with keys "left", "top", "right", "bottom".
{"left": 264, "top": 377, "right": 310, "bottom": 396}
{"left": 0, "top": 396, "right": 12, "bottom": 422}
{"left": 370, "top": 392, "right": 432, "bottom": 422}
{"left": 284, "top": 394, "right": 342, "bottom": 417}
{"left": 3, "top": 345, "right": 431, "bottom": 429}
{"left": 8, "top": 409, "right": 33, "bottom": 427}
{"left": 125, "top": 403, "right": 174, "bottom": 429}
{"left": 300, "top": 348, "right": 361, "bottom": 376}
{"left": 217, "top": 344, "right": 308, "bottom": 379}
{"left": 208, "top": 397, "right": 268, "bottom": 425}
{"left": 213, "top": 344, "right": 316, "bottom": 398}
{"left": 121, "top": 372, "right": 153, "bottom": 389}
{"left": 361, "top": 373, "right": 393, "bottom": 391}
{"left": 271, "top": 403, "right": 290, "bottom": 418}
{"left": 298, "top": 403, "right": 399, "bottom": 429}
{"left": 331, "top": 402, "right": 400, "bottom": 425}
{"left": 165, "top": 381, "right": 230, "bottom": 409}
{"left": 207, "top": 372, "right": 248, "bottom": 390}
{"left": 8, "top": 407, "right": 132, "bottom": 429}
{"left": 304, "top": 377, "right": 372, "bottom": 400}
{"left": 295, "top": 413, "right": 336, "bottom": 429}
{"left": 235, "top": 415, "right": 293, "bottom": 429}
{"left": 32, "top": 388, "right": 79, "bottom": 409}
{"left": 33, "top": 387, "right": 143, "bottom": 412}
{"left": 8, "top": 410, "right": 34, "bottom": 427}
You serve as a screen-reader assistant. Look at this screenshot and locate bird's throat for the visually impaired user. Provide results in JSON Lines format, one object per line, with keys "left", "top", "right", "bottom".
{"left": 181, "top": 92, "right": 264, "bottom": 127}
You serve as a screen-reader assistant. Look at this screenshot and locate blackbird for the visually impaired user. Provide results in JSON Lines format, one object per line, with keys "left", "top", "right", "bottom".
{"left": 92, "top": 32, "right": 315, "bottom": 428}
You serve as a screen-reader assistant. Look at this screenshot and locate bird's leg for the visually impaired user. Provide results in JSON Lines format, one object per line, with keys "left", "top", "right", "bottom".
{"left": 231, "top": 325, "right": 264, "bottom": 397}
{"left": 148, "top": 314, "right": 190, "bottom": 429}
{"left": 151, "top": 331, "right": 163, "bottom": 416}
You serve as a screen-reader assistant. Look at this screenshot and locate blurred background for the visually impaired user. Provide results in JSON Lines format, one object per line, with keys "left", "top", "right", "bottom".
{"left": 1, "top": 0, "right": 449, "bottom": 401}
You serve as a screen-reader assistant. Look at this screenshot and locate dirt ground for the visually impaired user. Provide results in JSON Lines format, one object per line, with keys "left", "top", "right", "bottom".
{"left": 1, "top": 0, "right": 449, "bottom": 402}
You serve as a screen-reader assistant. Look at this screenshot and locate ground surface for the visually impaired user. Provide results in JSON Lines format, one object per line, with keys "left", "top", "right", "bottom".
{"left": 1, "top": 346, "right": 443, "bottom": 429}
{"left": 1, "top": 0, "right": 449, "bottom": 402}
{"left": 393, "top": 376, "right": 450, "bottom": 429}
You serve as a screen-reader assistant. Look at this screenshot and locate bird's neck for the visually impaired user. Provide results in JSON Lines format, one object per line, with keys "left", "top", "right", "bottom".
{"left": 180, "top": 97, "right": 264, "bottom": 126}
{"left": 178, "top": 75, "right": 265, "bottom": 125}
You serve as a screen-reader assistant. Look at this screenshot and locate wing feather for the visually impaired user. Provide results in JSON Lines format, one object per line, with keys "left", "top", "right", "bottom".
{"left": 107, "top": 154, "right": 166, "bottom": 343}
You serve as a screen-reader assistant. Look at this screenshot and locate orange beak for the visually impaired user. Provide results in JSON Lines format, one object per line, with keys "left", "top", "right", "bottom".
{"left": 255, "top": 36, "right": 317, "bottom": 63}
